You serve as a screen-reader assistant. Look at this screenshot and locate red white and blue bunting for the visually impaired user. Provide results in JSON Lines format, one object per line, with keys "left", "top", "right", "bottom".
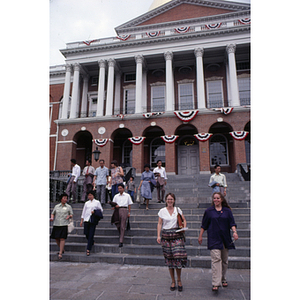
{"left": 143, "top": 112, "right": 165, "bottom": 118}
{"left": 194, "top": 133, "right": 213, "bottom": 142}
{"left": 128, "top": 136, "right": 146, "bottom": 145}
{"left": 175, "top": 26, "right": 190, "bottom": 33}
{"left": 116, "top": 34, "right": 131, "bottom": 41}
{"left": 230, "top": 131, "right": 249, "bottom": 140}
{"left": 161, "top": 135, "right": 179, "bottom": 143}
{"left": 83, "top": 40, "right": 96, "bottom": 46}
{"left": 211, "top": 107, "right": 234, "bottom": 115}
{"left": 115, "top": 114, "right": 125, "bottom": 120}
{"left": 146, "top": 31, "right": 160, "bottom": 38}
{"left": 238, "top": 18, "right": 251, "bottom": 25}
{"left": 174, "top": 110, "right": 199, "bottom": 122}
{"left": 93, "top": 138, "right": 113, "bottom": 147}
{"left": 205, "top": 23, "right": 222, "bottom": 29}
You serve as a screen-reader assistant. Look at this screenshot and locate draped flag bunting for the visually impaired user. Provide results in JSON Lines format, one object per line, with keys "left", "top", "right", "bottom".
{"left": 211, "top": 107, "right": 234, "bottom": 115}
{"left": 143, "top": 112, "right": 165, "bottom": 118}
{"left": 175, "top": 26, "right": 190, "bottom": 33}
{"left": 205, "top": 23, "right": 222, "bottom": 29}
{"left": 83, "top": 40, "right": 96, "bottom": 46}
{"left": 115, "top": 114, "right": 125, "bottom": 120}
{"left": 146, "top": 31, "right": 160, "bottom": 38}
{"left": 93, "top": 138, "right": 113, "bottom": 147}
{"left": 116, "top": 34, "right": 131, "bottom": 41}
{"left": 161, "top": 135, "right": 179, "bottom": 143}
{"left": 174, "top": 110, "right": 199, "bottom": 122}
{"left": 238, "top": 18, "right": 251, "bottom": 25}
{"left": 194, "top": 133, "right": 213, "bottom": 142}
{"left": 230, "top": 131, "right": 249, "bottom": 140}
{"left": 128, "top": 136, "right": 146, "bottom": 145}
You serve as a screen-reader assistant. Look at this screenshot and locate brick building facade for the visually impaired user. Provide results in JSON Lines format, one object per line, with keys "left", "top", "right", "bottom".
{"left": 49, "top": 0, "right": 250, "bottom": 175}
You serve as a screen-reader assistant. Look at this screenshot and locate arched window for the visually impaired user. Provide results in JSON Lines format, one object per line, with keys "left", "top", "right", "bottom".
{"left": 150, "top": 137, "right": 165, "bottom": 168}
{"left": 209, "top": 134, "right": 228, "bottom": 166}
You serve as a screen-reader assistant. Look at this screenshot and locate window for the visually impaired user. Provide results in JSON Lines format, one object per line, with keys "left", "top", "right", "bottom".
{"left": 124, "top": 73, "right": 136, "bottom": 82}
{"left": 238, "top": 77, "right": 251, "bottom": 106}
{"left": 91, "top": 76, "right": 98, "bottom": 86}
{"left": 151, "top": 85, "right": 165, "bottom": 112}
{"left": 179, "top": 83, "right": 194, "bottom": 110}
{"left": 124, "top": 88, "right": 135, "bottom": 114}
{"left": 122, "top": 140, "right": 132, "bottom": 167}
{"left": 209, "top": 134, "right": 228, "bottom": 165}
{"left": 206, "top": 80, "right": 224, "bottom": 108}
{"left": 150, "top": 138, "right": 165, "bottom": 168}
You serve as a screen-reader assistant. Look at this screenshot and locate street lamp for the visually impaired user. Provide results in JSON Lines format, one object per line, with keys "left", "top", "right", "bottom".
{"left": 92, "top": 147, "right": 101, "bottom": 162}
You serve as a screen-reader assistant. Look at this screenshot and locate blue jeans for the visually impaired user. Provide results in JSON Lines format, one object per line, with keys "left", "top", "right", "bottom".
{"left": 128, "top": 190, "right": 134, "bottom": 202}
{"left": 84, "top": 222, "right": 96, "bottom": 251}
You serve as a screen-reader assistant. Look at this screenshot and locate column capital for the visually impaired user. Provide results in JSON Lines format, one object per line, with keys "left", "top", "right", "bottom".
{"left": 108, "top": 58, "right": 116, "bottom": 68}
{"left": 164, "top": 51, "right": 173, "bottom": 61}
{"left": 226, "top": 44, "right": 236, "bottom": 54}
{"left": 98, "top": 59, "right": 106, "bottom": 68}
{"left": 65, "top": 64, "right": 72, "bottom": 72}
{"left": 194, "top": 48, "right": 204, "bottom": 57}
{"left": 73, "top": 62, "right": 81, "bottom": 72}
{"left": 135, "top": 54, "right": 144, "bottom": 65}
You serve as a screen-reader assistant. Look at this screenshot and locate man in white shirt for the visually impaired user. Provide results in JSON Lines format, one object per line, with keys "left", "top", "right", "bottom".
{"left": 112, "top": 183, "right": 133, "bottom": 247}
{"left": 153, "top": 160, "right": 167, "bottom": 203}
{"left": 209, "top": 165, "right": 227, "bottom": 196}
{"left": 81, "top": 159, "right": 95, "bottom": 202}
{"left": 66, "top": 159, "right": 81, "bottom": 203}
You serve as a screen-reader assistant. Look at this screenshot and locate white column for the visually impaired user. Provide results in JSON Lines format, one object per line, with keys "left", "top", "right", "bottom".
{"left": 226, "top": 44, "right": 240, "bottom": 106}
{"left": 80, "top": 75, "right": 89, "bottom": 117}
{"left": 61, "top": 64, "right": 72, "bottom": 119}
{"left": 96, "top": 59, "right": 106, "bottom": 117}
{"left": 106, "top": 58, "right": 115, "bottom": 116}
{"left": 70, "top": 63, "right": 81, "bottom": 118}
{"left": 194, "top": 48, "right": 206, "bottom": 109}
{"left": 142, "top": 69, "right": 147, "bottom": 112}
{"left": 164, "top": 51, "right": 174, "bottom": 111}
{"left": 114, "top": 71, "right": 121, "bottom": 114}
{"left": 135, "top": 55, "right": 144, "bottom": 114}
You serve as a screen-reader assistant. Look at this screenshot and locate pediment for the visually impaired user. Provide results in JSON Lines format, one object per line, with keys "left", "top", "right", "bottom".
{"left": 115, "top": 0, "right": 250, "bottom": 33}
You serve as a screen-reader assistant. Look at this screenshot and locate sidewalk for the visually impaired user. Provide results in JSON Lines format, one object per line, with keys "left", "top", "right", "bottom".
{"left": 50, "top": 262, "right": 250, "bottom": 300}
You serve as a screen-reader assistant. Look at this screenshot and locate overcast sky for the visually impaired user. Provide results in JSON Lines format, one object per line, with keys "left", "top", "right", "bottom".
{"left": 50, "top": 0, "right": 251, "bottom": 66}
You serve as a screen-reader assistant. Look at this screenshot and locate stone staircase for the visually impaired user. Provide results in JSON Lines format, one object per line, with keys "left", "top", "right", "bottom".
{"left": 50, "top": 173, "right": 250, "bottom": 269}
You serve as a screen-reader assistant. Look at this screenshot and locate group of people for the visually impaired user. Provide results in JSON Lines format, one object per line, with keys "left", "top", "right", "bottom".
{"left": 51, "top": 160, "right": 236, "bottom": 292}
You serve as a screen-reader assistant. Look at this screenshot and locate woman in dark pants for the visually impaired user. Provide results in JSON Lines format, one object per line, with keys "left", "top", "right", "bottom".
{"left": 50, "top": 193, "right": 73, "bottom": 260}
{"left": 80, "top": 191, "right": 103, "bottom": 256}
{"left": 198, "top": 192, "right": 238, "bottom": 292}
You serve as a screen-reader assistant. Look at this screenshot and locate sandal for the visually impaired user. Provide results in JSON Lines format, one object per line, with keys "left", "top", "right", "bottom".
{"left": 58, "top": 254, "right": 62, "bottom": 260}
{"left": 170, "top": 282, "right": 176, "bottom": 291}
{"left": 177, "top": 280, "right": 183, "bottom": 292}
{"left": 222, "top": 281, "right": 228, "bottom": 287}
{"left": 212, "top": 286, "right": 219, "bottom": 292}
{"left": 86, "top": 250, "right": 90, "bottom": 256}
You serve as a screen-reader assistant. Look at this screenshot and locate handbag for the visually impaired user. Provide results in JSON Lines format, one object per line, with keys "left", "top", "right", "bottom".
{"left": 136, "top": 190, "right": 141, "bottom": 203}
{"left": 68, "top": 219, "right": 75, "bottom": 233}
{"left": 177, "top": 207, "right": 184, "bottom": 229}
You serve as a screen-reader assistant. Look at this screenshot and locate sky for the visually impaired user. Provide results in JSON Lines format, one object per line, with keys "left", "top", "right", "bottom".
{"left": 50, "top": 0, "right": 251, "bottom": 66}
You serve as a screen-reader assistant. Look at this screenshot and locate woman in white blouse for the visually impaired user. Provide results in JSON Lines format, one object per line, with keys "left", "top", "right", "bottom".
{"left": 157, "top": 193, "right": 187, "bottom": 292}
{"left": 80, "top": 190, "right": 103, "bottom": 256}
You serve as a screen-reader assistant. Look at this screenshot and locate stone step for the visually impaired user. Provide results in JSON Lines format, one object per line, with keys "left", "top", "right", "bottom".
{"left": 49, "top": 251, "right": 250, "bottom": 269}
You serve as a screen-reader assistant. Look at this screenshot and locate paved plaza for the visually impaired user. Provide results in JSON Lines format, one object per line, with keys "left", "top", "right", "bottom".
{"left": 50, "top": 262, "right": 250, "bottom": 300}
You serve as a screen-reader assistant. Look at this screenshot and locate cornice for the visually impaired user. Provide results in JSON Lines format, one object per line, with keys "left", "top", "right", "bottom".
{"left": 60, "top": 25, "right": 250, "bottom": 58}
{"left": 115, "top": 0, "right": 250, "bottom": 32}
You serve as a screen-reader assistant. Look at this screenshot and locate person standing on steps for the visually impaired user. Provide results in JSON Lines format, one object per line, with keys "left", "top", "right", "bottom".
{"left": 93, "top": 159, "right": 109, "bottom": 206}
{"left": 50, "top": 193, "right": 73, "bottom": 260}
{"left": 110, "top": 160, "right": 124, "bottom": 199}
{"left": 80, "top": 190, "right": 103, "bottom": 256}
{"left": 198, "top": 192, "right": 238, "bottom": 292}
{"left": 138, "top": 164, "right": 156, "bottom": 210}
{"left": 111, "top": 183, "right": 133, "bottom": 247}
{"left": 208, "top": 165, "right": 227, "bottom": 196}
{"left": 66, "top": 159, "right": 81, "bottom": 203}
{"left": 157, "top": 193, "right": 187, "bottom": 292}
{"left": 153, "top": 160, "right": 167, "bottom": 203}
{"left": 81, "top": 159, "right": 95, "bottom": 203}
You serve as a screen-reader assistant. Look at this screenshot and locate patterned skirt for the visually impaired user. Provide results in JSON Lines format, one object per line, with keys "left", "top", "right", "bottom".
{"left": 161, "top": 228, "right": 187, "bottom": 269}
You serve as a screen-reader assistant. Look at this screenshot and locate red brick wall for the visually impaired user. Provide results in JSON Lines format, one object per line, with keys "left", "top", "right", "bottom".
{"left": 138, "top": 4, "right": 233, "bottom": 26}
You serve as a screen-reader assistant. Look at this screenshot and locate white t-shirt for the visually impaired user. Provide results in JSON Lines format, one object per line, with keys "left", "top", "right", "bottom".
{"left": 113, "top": 192, "right": 133, "bottom": 207}
{"left": 81, "top": 199, "right": 103, "bottom": 222}
{"left": 158, "top": 207, "right": 182, "bottom": 230}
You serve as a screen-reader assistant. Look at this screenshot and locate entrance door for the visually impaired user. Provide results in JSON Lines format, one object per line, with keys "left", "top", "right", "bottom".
{"left": 178, "top": 138, "right": 199, "bottom": 175}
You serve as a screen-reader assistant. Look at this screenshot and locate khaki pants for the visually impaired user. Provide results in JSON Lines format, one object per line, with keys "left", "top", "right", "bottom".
{"left": 210, "top": 248, "right": 229, "bottom": 286}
